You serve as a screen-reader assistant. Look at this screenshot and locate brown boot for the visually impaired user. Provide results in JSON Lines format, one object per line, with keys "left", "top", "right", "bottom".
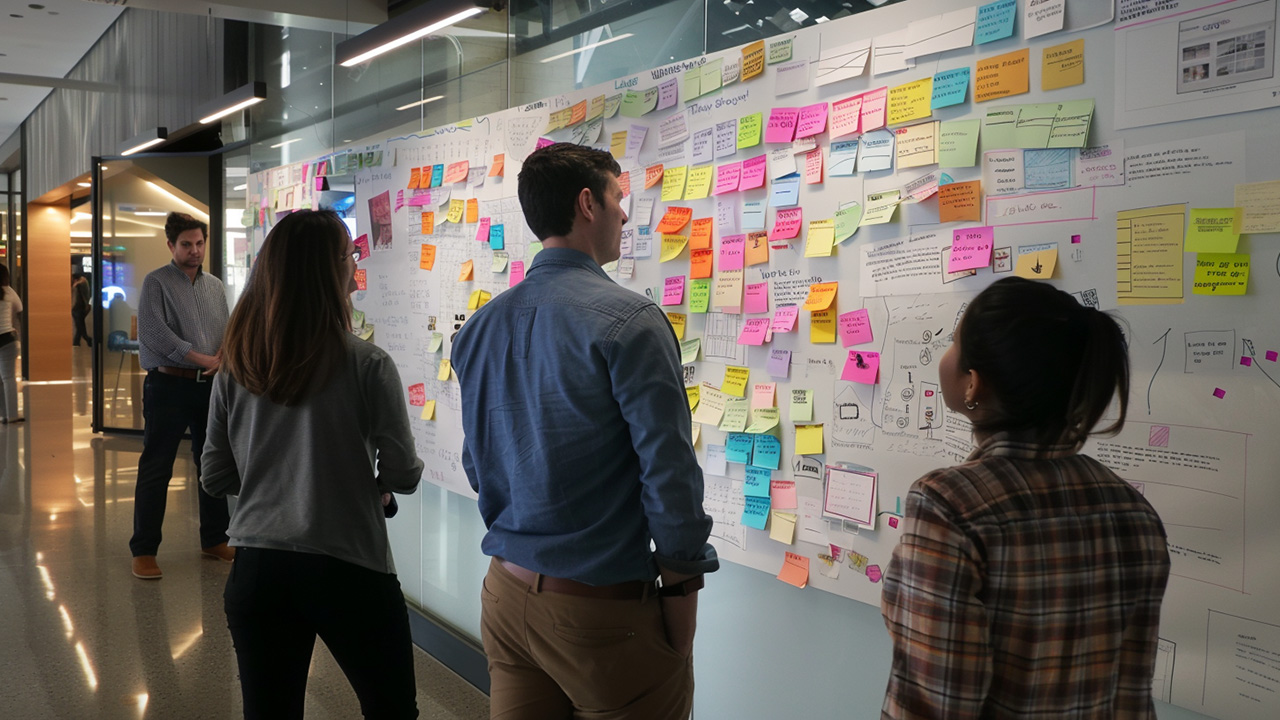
{"left": 132, "top": 555, "right": 162, "bottom": 579}
{"left": 201, "top": 542, "right": 236, "bottom": 563}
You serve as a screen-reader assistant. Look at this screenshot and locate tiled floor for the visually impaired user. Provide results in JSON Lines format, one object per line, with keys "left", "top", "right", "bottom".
{"left": 0, "top": 347, "right": 490, "bottom": 719}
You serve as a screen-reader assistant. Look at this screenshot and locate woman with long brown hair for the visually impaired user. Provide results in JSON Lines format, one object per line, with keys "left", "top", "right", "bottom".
{"left": 201, "top": 209, "right": 423, "bottom": 719}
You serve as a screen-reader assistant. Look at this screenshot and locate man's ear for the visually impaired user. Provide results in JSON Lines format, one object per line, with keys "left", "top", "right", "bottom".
{"left": 575, "top": 187, "right": 596, "bottom": 224}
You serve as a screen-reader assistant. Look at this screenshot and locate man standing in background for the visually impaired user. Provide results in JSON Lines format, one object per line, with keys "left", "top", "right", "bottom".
{"left": 452, "top": 143, "right": 717, "bottom": 719}
{"left": 130, "top": 212, "right": 233, "bottom": 580}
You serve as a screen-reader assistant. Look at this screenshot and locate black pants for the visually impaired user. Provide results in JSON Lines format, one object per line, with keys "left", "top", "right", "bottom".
{"left": 129, "top": 370, "right": 230, "bottom": 556}
{"left": 224, "top": 547, "right": 420, "bottom": 719}
{"left": 72, "top": 309, "right": 92, "bottom": 346}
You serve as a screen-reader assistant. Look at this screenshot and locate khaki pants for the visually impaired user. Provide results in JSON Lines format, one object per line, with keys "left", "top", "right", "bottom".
{"left": 480, "top": 558, "right": 693, "bottom": 720}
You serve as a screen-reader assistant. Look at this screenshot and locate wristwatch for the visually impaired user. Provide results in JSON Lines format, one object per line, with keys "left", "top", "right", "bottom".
{"left": 657, "top": 574, "right": 705, "bottom": 597}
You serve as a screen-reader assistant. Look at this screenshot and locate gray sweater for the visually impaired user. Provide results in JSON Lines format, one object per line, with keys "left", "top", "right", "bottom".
{"left": 202, "top": 335, "right": 424, "bottom": 574}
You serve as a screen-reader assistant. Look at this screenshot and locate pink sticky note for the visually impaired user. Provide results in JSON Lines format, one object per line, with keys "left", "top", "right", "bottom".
{"left": 770, "top": 480, "right": 798, "bottom": 509}
{"left": 770, "top": 208, "right": 803, "bottom": 241}
{"left": 714, "top": 162, "right": 743, "bottom": 195}
{"left": 719, "top": 235, "right": 746, "bottom": 271}
{"left": 795, "top": 102, "right": 829, "bottom": 138}
{"left": 536, "top": 137, "right": 555, "bottom": 149}
{"left": 804, "top": 147, "right": 823, "bottom": 184}
{"left": 476, "top": 217, "right": 491, "bottom": 243}
{"left": 859, "top": 87, "right": 888, "bottom": 131}
{"left": 395, "top": 190, "right": 405, "bottom": 210}
{"left": 752, "top": 382, "right": 776, "bottom": 408}
{"left": 408, "top": 193, "right": 433, "bottom": 207}
{"left": 744, "top": 283, "right": 770, "bottom": 314}
{"left": 765, "top": 107, "right": 800, "bottom": 143}
{"left": 772, "top": 305, "right": 800, "bottom": 333}
{"left": 866, "top": 565, "right": 883, "bottom": 583}
{"left": 841, "top": 350, "right": 881, "bottom": 384}
{"left": 509, "top": 261, "right": 525, "bottom": 286}
{"left": 662, "top": 276, "right": 686, "bottom": 306}
{"left": 1268, "top": 351, "right": 1279, "bottom": 362}
{"left": 949, "top": 226, "right": 994, "bottom": 272}
{"left": 1071, "top": 234, "right": 1082, "bottom": 244}
{"left": 739, "top": 155, "right": 767, "bottom": 190}
{"left": 1213, "top": 388, "right": 1226, "bottom": 399}
{"left": 888, "top": 516, "right": 900, "bottom": 529}
{"left": 408, "top": 383, "right": 426, "bottom": 406}
{"left": 1241, "top": 356, "right": 1253, "bottom": 367}
{"left": 737, "top": 318, "right": 772, "bottom": 345}
{"left": 831, "top": 95, "right": 862, "bottom": 138}
{"left": 354, "top": 234, "right": 370, "bottom": 259}
{"left": 838, "top": 309, "right": 873, "bottom": 347}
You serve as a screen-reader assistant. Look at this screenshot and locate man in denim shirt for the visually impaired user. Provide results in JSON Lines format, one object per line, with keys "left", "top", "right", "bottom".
{"left": 452, "top": 143, "right": 717, "bottom": 719}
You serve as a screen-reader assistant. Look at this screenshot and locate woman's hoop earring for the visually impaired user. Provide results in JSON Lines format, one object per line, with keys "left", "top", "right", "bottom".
{"left": 965, "top": 401, "right": 978, "bottom": 410}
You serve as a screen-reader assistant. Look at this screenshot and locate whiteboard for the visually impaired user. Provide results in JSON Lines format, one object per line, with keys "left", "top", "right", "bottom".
{"left": 347, "top": 1, "right": 1280, "bottom": 716}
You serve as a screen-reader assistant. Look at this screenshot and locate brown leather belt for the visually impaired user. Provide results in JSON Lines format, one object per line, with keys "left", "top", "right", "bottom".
{"left": 498, "top": 559, "right": 653, "bottom": 600}
{"left": 155, "top": 366, "right": 207, "bottom": 381}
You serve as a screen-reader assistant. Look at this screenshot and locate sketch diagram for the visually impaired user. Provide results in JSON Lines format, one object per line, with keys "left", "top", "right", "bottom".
{"left": 1153, "top": 638, "right": 1175, "bottom": 704}
{"left": 831, "top": 384, "right": 875, "bottom": 448}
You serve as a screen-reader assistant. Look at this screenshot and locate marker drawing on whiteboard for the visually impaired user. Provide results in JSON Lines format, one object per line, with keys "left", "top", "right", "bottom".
{"left": 1148, "top": 328, "right": 1170, "bottom": 415}
{"left": 1242, "top": 338, "right": 1280, "bottom": 390}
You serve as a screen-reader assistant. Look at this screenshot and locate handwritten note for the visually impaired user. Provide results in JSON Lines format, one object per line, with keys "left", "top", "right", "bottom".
{"left": 950, "top": 226, "right": 995, "bottom": 271}
{"left": 975, "top": 48, "right": 1029, "bottom": 103}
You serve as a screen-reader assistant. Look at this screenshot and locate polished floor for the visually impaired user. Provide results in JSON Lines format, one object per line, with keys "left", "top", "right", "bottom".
{"left": 0, "top": 347, "right": 490, "bottom": 719}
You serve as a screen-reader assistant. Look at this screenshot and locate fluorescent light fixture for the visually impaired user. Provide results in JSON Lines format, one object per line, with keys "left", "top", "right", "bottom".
{"left": 396, "top": 95, "right": 445, "bottom": 111}
{"left": 76, "top": 182, "right": 91, "bottom": 188}
{"left": 233, "top": 183, "right": 247, "bottom": 191}
{"left": 540, "top": 33, "right": 635, "bottom": 63}
{"left": 336, "top": 0, "right": 487, "bottom": 67}
{"left": 196, "top": 81, "right": 268, "bottom": 125}
{"left": 133, "top": 211, "right": 168, "bottom": 216}
{"left": 270, "top": 138, "right": 301, "bottom": 149}
{"left": 119, "top": 127, "right": 168, "bottom": 156}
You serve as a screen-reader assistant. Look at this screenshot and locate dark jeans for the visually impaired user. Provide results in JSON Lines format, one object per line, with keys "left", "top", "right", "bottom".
{"left": 72, "top": 309, "right": 92, "bottom": 347}
{"left": 224, "top": 547, "right": 419, "bottom": 720}
{"left": 129, "top": 370, "right": 230, "bottom": 556}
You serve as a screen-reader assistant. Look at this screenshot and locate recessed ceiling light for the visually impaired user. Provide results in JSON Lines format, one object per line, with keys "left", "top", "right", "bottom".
{"left": 29, "top": 4, "right": 46, "bottom": 9}
{"left": 10, "top": 14, "right": 24, "bottom": 18}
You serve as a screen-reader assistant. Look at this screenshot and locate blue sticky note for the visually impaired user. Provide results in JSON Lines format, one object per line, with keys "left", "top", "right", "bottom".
{"left": 829, "top": 139, "right": 859, "bottom": 176}
{"left": 768, "top": 176, "right": 801, "bottom": 208}
{"left": 751, "top": 434, "right": 782, "bottom": 470}
{"left": 725, "top": 433, "right": 754, "bottom": 464}
{"left": 430, "top": 164, "right": 445, "bottom": 188}
{"left": 742, "top": 200, "right": 767, "bottom": 231}
{"left": 1023, "top": 149, "right": 1072, "bottom": 189}
{"left": 931, "top": 68, "right": 971, "bottom": 109}
{"left": 744, "top": 466, "right": 772, "bottom": 496}
{"left": 742, "top": 496, "right": 771, "bottom": 530}
{"left": 976, "top": 0, "right": 1016, "bottom": 45}
{"left": 489, "top": 224, "right": 505, "bottom": 250}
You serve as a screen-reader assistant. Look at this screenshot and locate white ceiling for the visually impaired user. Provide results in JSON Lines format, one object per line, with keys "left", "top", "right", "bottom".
{"left": 0, "top": 0, "right": 125, "bottom": 152}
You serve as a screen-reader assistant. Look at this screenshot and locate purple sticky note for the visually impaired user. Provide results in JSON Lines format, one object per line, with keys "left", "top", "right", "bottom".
{"left": 767, "top": 349, "right": 791, "bottom": 378}
{"left": 1213, "top": 388, "right": 1226, "bottom": 399}
{"left": 744, "top": 283, "right": 770, "bottom": 314}
{"left": 838, "top": 309, "right": 873, "bottom": 347}
{"left": 1241, "top": 356, "right": 1253, "bottom": 367}
{"left": 1268, "top": 351, "right": 1279, "bottom": 362}
{"left": 1071, "top": 234, "right": 1082, "bottom": 244}
{"left": 840, "top": 350, "right": 881, "bottom": 384}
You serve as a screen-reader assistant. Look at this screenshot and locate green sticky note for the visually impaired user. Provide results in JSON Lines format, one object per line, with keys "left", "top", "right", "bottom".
{"left": 981, "top": 107, "right": 1017, "bottom": 151}
{"left": 1047, "top": 99, "right": 1095, "bottom": 149}
{"left": 719, "top": 397, "right": 750, "bottom": 432}
{"left": 1186, "top": 208, "right": 1243, "bottom": 253}
{"left": 835, "top": 203, "right": 864, "bottom": 243}
{"left": 700, "top": 59, "right": 723, "bottom": 95}
{"left": 528, "top": 241, "right": 543, "bottom": 264}
{"left": 738, "top": 112, "right": 763, "bottom": 149}
{"left": 680, "top": 338, "right": 701, "bottom": 365}
{"left": 1193, "top": 253, "right": 1250, "bottom": 295}
{"left": 683, "top": 71, "right": 702, "bottom": 104}
{"left": 938, "top": 119, "right": 981, "bottom": 168}
{"left": 689, "top": 279, "right": 711, "bottom": 313}
{"left": 789, "top": 388, "right": 813, "bottom": 422}
{"left": 1011, "top": 102, "right": 1058, "bottom": 149}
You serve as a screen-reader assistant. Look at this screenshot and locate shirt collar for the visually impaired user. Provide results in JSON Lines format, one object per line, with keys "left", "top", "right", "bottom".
{"left": 966, "top": 430, "right": 1079, "bottom": 462}
{"left": 168, "top": 260, "right": 203, "bottom": 281}
{"left": 528, "top": 247, "right": 611, "bottom": 282}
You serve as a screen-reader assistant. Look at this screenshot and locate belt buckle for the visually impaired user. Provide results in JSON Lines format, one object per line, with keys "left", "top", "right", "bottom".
{"left": 195, "top": 370, "right": 207, "bottom": 383}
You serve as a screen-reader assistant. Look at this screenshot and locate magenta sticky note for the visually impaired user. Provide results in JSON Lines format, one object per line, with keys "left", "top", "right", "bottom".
{"left": 737, "top": 318, "right": 772, "bottom": 345}
{"left": 407, "top": 193, "right": 433, "bottom": 207}
{"left": 476, "top": 217, "right": 491, "bottom": 243}
{"left": 888, "top": 516, "right": 900, "bottom": 529}
{"left": 719, "top": 234, "right": 746, "bottom": 271}
{"left": 841, "top": 350, "right": 881, "bottom": 384}
{"left": 767, "top": 349, "right": 791, "bottom": 378}
{"left": 714, "top": 162, "right": 743, "bottom": 195}
{"left": 949, "top": 226, "right": 995, "bottom": 272}
{"left": 1241, "top": 356, "right": 1253, "bottom": 367}
{"left": 772, "top": 305, "right": 800, "bottom": 333}
{"left": 739, "top": 155, "right": 767, "bottom": 190}
{"left": 1268, "top": 351, "right": 1279, "bottom": 362}
{"left": 395, "top": 190, "right": 405, "bottom": 210}
{"left": 354, "top": 234, "right": 370, "bottom": 259}
{"left": 795, "top": 102, "right": 829, "bottom": 139}
{"left": 866, "top": 564, "right": 883, "bottom": 583}
{"left": 770, "top": 208, "right": 804, "bottom": 241}
{"left": 662, "top": 276, "right": 686, "bottom": 306}
{"left": 838, "top": 309, "right": 874, "bottom": 347}
{"left": 509, "top": 261, "right": 525, "bottom": 286}
{"left": 1071, "top": 234, "right": 1082, "bottom": 244}
{"left": 765, "top": 107, "right": 800, "bottom": 143}
{"left": 536, "top": 137, "right": 555, "bottom": 149}
{"left": 744, "top": 283, "right": 770, "bottom": 314}
{"left": 1213, "top": 388, "right": 1226, "bottom": 399}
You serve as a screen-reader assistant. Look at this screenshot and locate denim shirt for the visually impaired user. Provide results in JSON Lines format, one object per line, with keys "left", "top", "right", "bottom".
{"left": 452, "top": 247, "right": 718, "bottom": 585}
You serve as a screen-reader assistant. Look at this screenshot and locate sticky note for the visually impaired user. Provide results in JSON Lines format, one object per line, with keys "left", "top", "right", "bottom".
{"left": 743, "top": 496, "right": 770, "bottom": 531}
{"left": 691, "top": 248, "right": 714, "bottom": 279}
{"left": 860, "top": 191, "right": 900, "bottom": 226}
{"left": 680, "top": 338, "right": 701, "bottom": 366}
{"left": 752, "top": 434, "right": 782, "bottom": 469}
{"left": 938, "top": 119, "right": 981, "bottom": 168}
{"left": 420, "top": 211, "right": 435, "bottom": 235}
{"left": 660, "top": 234, "right": 689, "bottom": 262}
{"left": 765, "top": 107, "right": 800, "bottom": 143}
{"left": 1268, "top": 351, "right": 1279, "bottom": 362}
{"left": 445, "top": 160, "right": 469, "bottom": 184}
{"left": 446, "top": 199, "right": 465, "bottom": 223}
{"left": 437, "top": 358, "right": 452, "bottom": 381}
{"left": 663, "top": 276, "right": 686, "bottom": 306}
{"left": 1186, "top": 208, "right": 1243, "bottom": 253}
{"left": 467, "top": 289, "right": 492, "bottom": 310}
{"left": 772, "top": 305, "right": 800, "bottom": 333}
{"left": 795, "top": 424, "right": 824, "bottom": 455}
{"left": 742, "top": 40, "right": 765, "bottom": 81}
{"left": 744, "top": 466, "right": 772, "bottom": 497}
{"left": 1014, "top": 246, "right": 1058, "bottom": 279}
{"left": 770, "top": 480, "right": 797, "bottom": 509}
{"left": 790, "top": 389, "right": 813, "bottom": 422}
{"left": 745, "top": 231, "right": 770, "bottom": 266}
{"left": 887, "top": 77, "right": 933, "bottom": 125}
{"left": 777, "top": 552, "right": 809, "bottom": 588}
{"left": 689, "top": 279, "right": 711, "bottom": 312}
{"left": 739, "top": 154, "right": 767, "bottom": 190}
{"left": 687, "top": 218, "right": 714, "bottom": 251}
{"left": 662, "top": 166, "right": 688, "bottom": 202}
{"left": 685, "top": 165, "right": 714, "bottom": 200}
{"left": 770, "top": 512, "right": 797, "bottom": 544}
{"left": 1213, "top": 388, "right": 1227, "bottom": 399}
{"left": 744, "top": 282, "right": 770, "bottom": 314}
{"left": 738, "top": 318, "right": 772, "bottom": 345}
{"left": 645, "top": 164, "right": 665, "bottom": 189}
{"left": 738, "top": 112, "right": 763, "bottom": 149}
{"left": 810, "top": 309, "right": 836, "bottom": 344}
{"left": 838, "top": 309, "right": 873, "bottom": 347}
{"left": 725, "top": 432, "right": 754, "bottom": 463}
{"left": 804, "top": 147, "right": 824, "bottom": 185}
{"left": 931, "top": 67, "right": 971, "bottom": 109}
{"left": 489, "top": 224, "right": 505, "bottom": 250}
{"left": 419, "top": 244, "right": 437, "bottom": 270}
{"left": 859, "top": 87, "right": 888, "bottom": 132}
{"left": 719, "top": 398, "right": 749, "bottom": 432}
{"left": 768, "top": 37, "right": 794, "bottom": 64}
{"left": 1042, "top": 38, "right": 1085, "bottom": 91}
{"left": 975, "top": 49, "right": 1029, "bottom": 103}
{"left": 841, "top": 350, "right": 880, "bottom": 384}
{"left": 804, "top": 219, "right": 836, "bottom": 258}
{"left": 420, "top": 400, "right": 436, "bottom": 420}
{"left": 796, "top": 102, "right": 828, "bottom": 138}
{"left": 950, "top": 226, "right": 995, "bottom": 271}
{"left": 976, "top": 0, "right": 1016, "bottom": 44}
{"left": 715, "top": 162, "right": 743, "bottom": 194}
{"left": 489, "top": 154, "right": 505, "bottom": 177}
{"left": 769, "top": 176, "right": 801, "bottom": 208}
{"left": 722, "top": 366, "right": 750, "bottom": 397}
{"left": 466, "top": 198, "right": 479, "bottom": 224}
{"left": 771, "top": 208, "right": 804, "bottom": 241}
{"left": 1241, "top": 356, "right": 1253, "bottom": 367}
{"left": 831, "top": 95, "right": 862, "bottom": 138}
{"left": 610, "top": 130, "right": 628, "bottom": 159}
{"left": 509, "top": 261, "right": 525, "bottom": 286}
{"left": 765, "top": 350, "right": 793, "bottom": 381}
{"left": 939, "top": 180, "right": 982, "bottom": 222}
{"left": 1193, "top": 253, "right": 1250, "bottom": 295}
{"left": 802, "top": 282, "right": 838, "bottom": 312}
{"left": 656, "top": 206, "right": 694, "bottom": 234}
{"left": 458, "top": 260, "right": 474, "bottom": 282}
{"left": 719, "top": 234, "right": 746, "bottom": 271}
{"left": 491, "top": 251, "right": 509, "bottom": 273}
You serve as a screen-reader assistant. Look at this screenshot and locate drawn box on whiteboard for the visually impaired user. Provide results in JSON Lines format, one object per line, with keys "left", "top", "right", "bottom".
{"left": 1184, "top": 330, "right": 1236, "bottom": 373}
{"left": 823, "top": 465, "right": 877, "bottom": 530}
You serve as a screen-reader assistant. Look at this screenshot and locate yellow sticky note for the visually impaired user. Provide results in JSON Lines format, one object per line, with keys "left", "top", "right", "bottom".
{"left": 660, "top": 234, "right": 689, "bottom": 262}
{"left": 810, "top": 309, "right": 836, "bottom": 343}
{"left": 610, "top": 130, "right": 628, "bottom": 159}
{"left": 420, "top": 400, "right": 436, "bottom": 420}
{"left": 738, "top": 112, "right": 763, "bottom": 149}
{"left": 588, "top": 94, "right": 606, "bottom": 121}
{"left": 722, "top": 366, "right": 750, "bottom": 397}
{"left": 801, "top": 282, "right": 838, "bottom": 311}
{"left": 860, "top": 191, "right": 901, "bottom": 226}
{"left": 467, "top": 289, "right": 491, "bottom": 309}
{"left": 742, "top": 40, "right": 766, "bottom": 81}
{"left": 686, "top": 385, "right": 701, "bottom": 411}
{"left": 667, "top": 312, "right": 687, "bottom": 340}
{"left": 790, "top": 389, "right": 813, "bottom": 422}
{"left": 803, "top": 220, "right": 836, "bottom": 258}
{"left": 458, "top": 260, "right": 474, "bottom": 282}
{"left": 684, "top": 165, "right": 714, "bottom": 200}
{"left": 769, "top": 511, "right": 797, "bottom": 544}
{"left": 1014, "top": 247, "right": 1058, "bottom": 279}
{"left": 1041, "top": 38, "right": 1085, "bottom": 91}
{"left": 662, "top": 166, "right": 689, "bottom": 202}
{"left": 975, "top": 48, "right": 1030, "bottom": 103}
{"left": 887, "top": 77, "right": 933, "bottom": 125}
{"left": 795, "top": 424, "right": 824, "bottom": 455}
{"left": 1193, "top": 253, "right": 1250, "bottom": 295}
{"left": 1186, "top": 208, "right": 1243, "bottom": 253}
{"left": 437, "top": 358, "right": 452, "bottom": 381}
{"left": 692, "top": 422, "right": 701, "bottom": 446}
{"left": 445, "top": 199, "right": 466, "bottom": 224}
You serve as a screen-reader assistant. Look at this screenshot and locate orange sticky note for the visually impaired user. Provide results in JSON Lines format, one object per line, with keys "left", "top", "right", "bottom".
{"left": 489, "top": 154, "right": 505, "bottom": 177}
{"left": 569, "top": 100, "right": 588, "bottom": 125}
{"left": 618, "top": 170, "right": 631, "bottom": 197}
{"left": 745, "top": 231, "right": 769, "bottom": 266}
{"left": 418, "top": 167, "right": 431, "bottom": 189}
{"left": 465, "top": 198, "right": 480, "bottom": 224}
{"left": 408, "top": 168, "right": 421, "bottom": 189}
{"left": 445, "top": 161, "right": 469, "bottom": 184}
{"left": 975, "top": 48, "right": 1030, "bottom": 103}
{"left": 777, "top": 551, "right": 809, "bottom": 588}
{"left": 656, "top": 206, "right": 694, "bottom": 234}
{"left": 458, "top": 260, "right": 474, "bottom": 282}
{"left": 691, "top": 248, "right": 714, "bottom": 279}
{"left": 690, "top": 217, "right": 714, "bottom": 250}
{"left": 939, "top": 181, "right": 982, "bottom": 223}
{"left": 646, "top": 164, "right": 665, "bottom": 189}
{"left": 420, "top": 244, "right": 437, "bottom": 270}
{"left": 421, "top": 212, "right": 435, "bottom": 235}
{"left": 802, "top": 282, "right": 838, "bottom": 311}
{"left": 353, "top": 269, "right": 367, "bottom": 291}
